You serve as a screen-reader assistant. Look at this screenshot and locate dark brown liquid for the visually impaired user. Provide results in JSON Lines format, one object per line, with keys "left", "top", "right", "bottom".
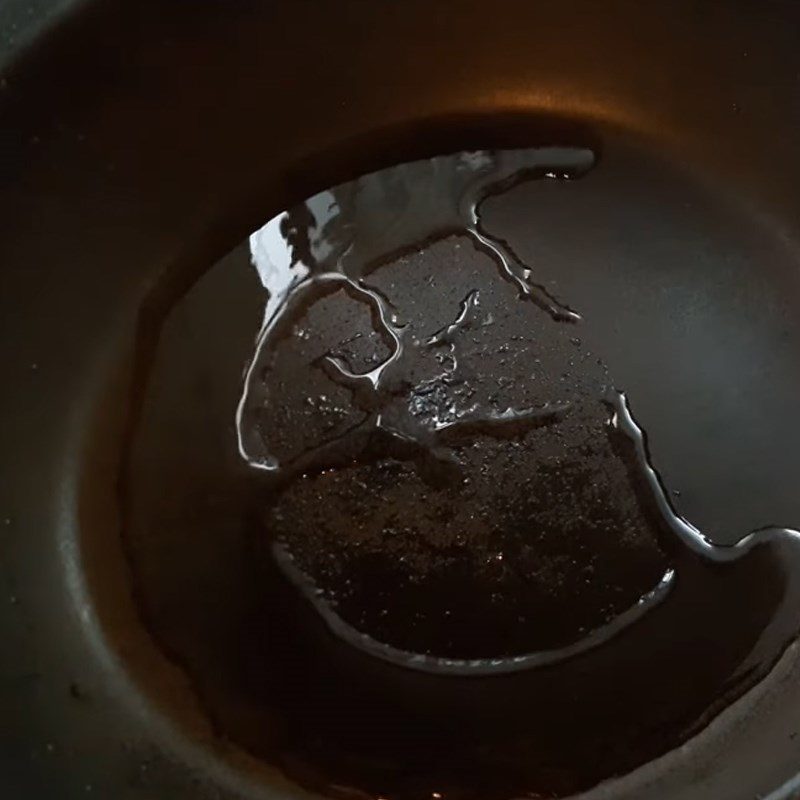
{"left": 120, "top": 148, "right": 800, "bottom": 799}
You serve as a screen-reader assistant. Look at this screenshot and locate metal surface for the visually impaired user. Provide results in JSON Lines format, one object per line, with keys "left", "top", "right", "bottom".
{"left": 2, "top": 1, "right": 800, "bottom": 798}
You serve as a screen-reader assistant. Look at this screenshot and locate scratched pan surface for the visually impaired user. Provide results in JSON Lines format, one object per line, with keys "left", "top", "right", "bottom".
{"left": 3, "top": 1, "right": 800, "bottom": 798}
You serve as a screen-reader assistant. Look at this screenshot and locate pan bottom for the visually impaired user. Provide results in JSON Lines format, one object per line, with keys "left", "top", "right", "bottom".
{"left": 76, "top": 132, "right": 800, "bottom": 799}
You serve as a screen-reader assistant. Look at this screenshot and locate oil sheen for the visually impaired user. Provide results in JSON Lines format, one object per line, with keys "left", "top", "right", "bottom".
{"left": 120, "top": 147, "right": 800, "bottom": 799}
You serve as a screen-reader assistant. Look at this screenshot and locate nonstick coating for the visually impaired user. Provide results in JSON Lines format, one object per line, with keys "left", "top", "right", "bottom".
{"left": 2, "top": 1, "right": 800, "bottom": 798}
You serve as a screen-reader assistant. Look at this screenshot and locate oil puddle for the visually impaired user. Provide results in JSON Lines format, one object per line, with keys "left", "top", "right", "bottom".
{"left": 122, "top": 146, "right": 800, "bottom": 799}
{"left": 238, "top": 148, "right": 800, "bottom": 677}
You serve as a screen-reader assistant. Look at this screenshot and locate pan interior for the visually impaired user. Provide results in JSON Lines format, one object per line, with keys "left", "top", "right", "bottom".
{"left": 76, "top": 133, "right": 800, "bottom": 799}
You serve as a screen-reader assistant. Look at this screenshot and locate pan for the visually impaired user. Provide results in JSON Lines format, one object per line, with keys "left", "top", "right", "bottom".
{"left": 2, "top": 1, "right": 800, "bottom": 798}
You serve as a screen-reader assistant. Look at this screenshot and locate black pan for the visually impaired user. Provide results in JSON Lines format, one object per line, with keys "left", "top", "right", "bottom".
{"left": 3, "top": 1, "right": 800, "bottom": 798}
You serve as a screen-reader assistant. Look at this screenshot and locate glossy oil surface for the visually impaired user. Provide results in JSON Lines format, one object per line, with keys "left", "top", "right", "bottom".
{"left": 120, "top": 146, "right": 800, "bottom": 799}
